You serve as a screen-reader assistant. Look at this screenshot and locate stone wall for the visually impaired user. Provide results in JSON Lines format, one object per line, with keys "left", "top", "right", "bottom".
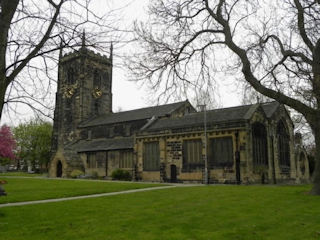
{"left": 136, "top": 128, "right": 250, "bottom": 183}
{"left": 135, "top": 106, "right": 300, "bottom": 184}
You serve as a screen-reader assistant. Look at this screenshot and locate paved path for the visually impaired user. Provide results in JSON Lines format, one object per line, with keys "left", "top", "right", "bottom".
{"left": 0, "top": 176, "right": 202, "bottom": 186}
{"left": 0, "top": 185, "right": 175, "bottom": 208}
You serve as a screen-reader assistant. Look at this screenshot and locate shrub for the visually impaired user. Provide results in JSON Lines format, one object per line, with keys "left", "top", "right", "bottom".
{"left": 70, "top": 169, "right": 84, "bottom": 178}
{"left": 111, "top": 169, "right": 132, "bottom": 181}
{"left": 91, "top": 171, "right": 99, "bottom": 179}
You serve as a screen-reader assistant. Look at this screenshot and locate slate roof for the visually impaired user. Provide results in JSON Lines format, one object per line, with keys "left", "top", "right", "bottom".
{"left": 73, "top": 101, "right": 280, "bottom": 152}
{"left": 145, "top": 101, "right": 279, "bottom": 132}
{"left": 73, "top": 137, "right": 133, "bottom": 152}
{"left": 79, "top": 101, "right": 188, "bottom": 128}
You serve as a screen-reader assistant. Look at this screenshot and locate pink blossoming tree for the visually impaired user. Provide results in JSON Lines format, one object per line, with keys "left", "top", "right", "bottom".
{"left": 0, "top": 125, "right": 16, "bottom": 165}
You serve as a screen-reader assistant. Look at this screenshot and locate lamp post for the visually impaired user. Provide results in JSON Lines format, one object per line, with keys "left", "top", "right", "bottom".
{"left": 198, "top": 104, "right": 208, "bottom": 184}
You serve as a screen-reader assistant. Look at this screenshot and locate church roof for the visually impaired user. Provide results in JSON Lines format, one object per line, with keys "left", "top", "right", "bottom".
{"left": 73, "top": 101, "right": 280, "bottom": 152}
{"left": 144, "top": 101, "right": 279, "bottom": 132}
{"left": 73, "top": 137, "right": 133, "bottom": 152}
{"left": 79, "top": 100, "right": 189, "bottom": 127}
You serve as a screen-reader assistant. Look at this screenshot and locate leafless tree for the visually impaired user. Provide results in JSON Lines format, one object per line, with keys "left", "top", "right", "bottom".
{"left": 128, "top": 0, "right": 320, "bottom": 194}
{"left": 190, "top": 88, "right": 221, "bottom": 110}
{"left": 0, "top": 0, "right": 122, "bottom": 122}
{"left": 241, "top": 84, "right": 271, "bottom": 105}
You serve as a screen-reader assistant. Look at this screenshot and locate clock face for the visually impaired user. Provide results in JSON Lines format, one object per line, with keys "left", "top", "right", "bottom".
{"left": 63, "top": 83, "right": 78, "bottom": 98}
{"left": 92, "top": 87, "right": 102, "bottom": 98}
{"left": 64, "top": 87, "right": 75, "bottom": 98}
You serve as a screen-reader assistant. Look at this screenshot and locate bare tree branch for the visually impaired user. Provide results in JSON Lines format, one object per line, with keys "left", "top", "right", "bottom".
{"left": 293, "top": 0, "right": 315, "bottom": 51}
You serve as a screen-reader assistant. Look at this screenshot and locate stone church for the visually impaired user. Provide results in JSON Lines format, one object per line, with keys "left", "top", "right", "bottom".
{"left": 49, "top": 40, "right": 310, "bottom": 184}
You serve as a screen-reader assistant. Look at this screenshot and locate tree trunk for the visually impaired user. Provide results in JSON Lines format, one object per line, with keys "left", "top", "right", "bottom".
{"left": 310, "top": 125, "right": 320, "bottom": 195}
{"left": 0, "top": 80, "right": 5, "bottom": 120}
{"left": 0, "top": 0, "right": 20, "bottom": 121}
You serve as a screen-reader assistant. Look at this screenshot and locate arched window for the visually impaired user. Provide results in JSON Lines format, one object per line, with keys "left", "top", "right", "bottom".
{"left": 67, "top": 68, "right": 74, "bottom": 84}
{"left": 277, "top": 120, "right": 290, "bottom": 169}
{"left": 252, "top": 122, "right": 268, "bottom": 166}
{"left": 93, "top": 70, "right": 101, "bottom": 88}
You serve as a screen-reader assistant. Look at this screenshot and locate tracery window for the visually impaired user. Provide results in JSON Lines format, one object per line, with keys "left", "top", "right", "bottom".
{"left": 210, "top": 137, "right": 233, "bottom": 168}
{"left": 143, "top": 142, "right": 160, "bottom": 171}
{"left": 277, "top": 120, "right": 290, "bottom": 169}
{"left": 183, "top": 139, "right": 203, "bottom": 171}
{"left": 119, "top": 150, "right": 133, "bottom": 168}
{"left": 252, "top": 123, "right": 268, "bottom": 166}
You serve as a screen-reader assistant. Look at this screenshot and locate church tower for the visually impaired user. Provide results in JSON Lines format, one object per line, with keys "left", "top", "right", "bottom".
{"left": 50, "top": 33, "right": 113, "bottom": 177}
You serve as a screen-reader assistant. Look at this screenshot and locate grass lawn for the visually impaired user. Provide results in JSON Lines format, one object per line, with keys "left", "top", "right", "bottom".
{"left": 0, "top": 171, "right": 45, "bottom": 177}
{"left": 0, "top": 184, "right": 319, "bottom": 240}
{"left": 0, "top": 177, "right": 164, "bottom": 204}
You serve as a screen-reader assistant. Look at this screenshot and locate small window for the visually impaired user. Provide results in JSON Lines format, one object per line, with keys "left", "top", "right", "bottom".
{"left": 67, "top": 68, "right": 75, "bottom": 84}
{"left": 210, "top": 137, "right": 233, "bottom": 168}
{"left": 119, "top": 151, "right": 133, "bottom": 168}
{"left": 183, "top": 139, "right": 203, "bottom": 171}
{"left": 143, "top": 142, "right": 160, "bottom": 171}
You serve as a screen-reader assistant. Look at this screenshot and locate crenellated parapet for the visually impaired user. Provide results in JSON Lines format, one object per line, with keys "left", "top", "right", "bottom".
{"left": 60, "top": 47, "right": 112, "bottom": 65}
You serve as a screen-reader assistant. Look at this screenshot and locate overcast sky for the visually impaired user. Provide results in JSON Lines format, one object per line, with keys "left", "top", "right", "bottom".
{"left": 106, "top": 0, "right": 240, "bottom": 111}
{"left": 0, "top": 0, "right": 241, "bottom": 126}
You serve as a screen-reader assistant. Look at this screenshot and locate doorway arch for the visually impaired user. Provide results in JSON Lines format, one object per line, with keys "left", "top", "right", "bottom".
{"left": 170, "top": 164, "right": 177, "bottom": 183}
{"left": 56, "top": 161, "right": 63, "bottom": 177}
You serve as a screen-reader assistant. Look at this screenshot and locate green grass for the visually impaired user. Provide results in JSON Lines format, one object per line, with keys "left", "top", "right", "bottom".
{"left": 0, "top": 171, "right": 45, "bottom": 177}
{"left": 0, "top": 177, "right": 163, "bottom": 204}
{"left": 0, "top": 184, "right": 319, "bottom": 240}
